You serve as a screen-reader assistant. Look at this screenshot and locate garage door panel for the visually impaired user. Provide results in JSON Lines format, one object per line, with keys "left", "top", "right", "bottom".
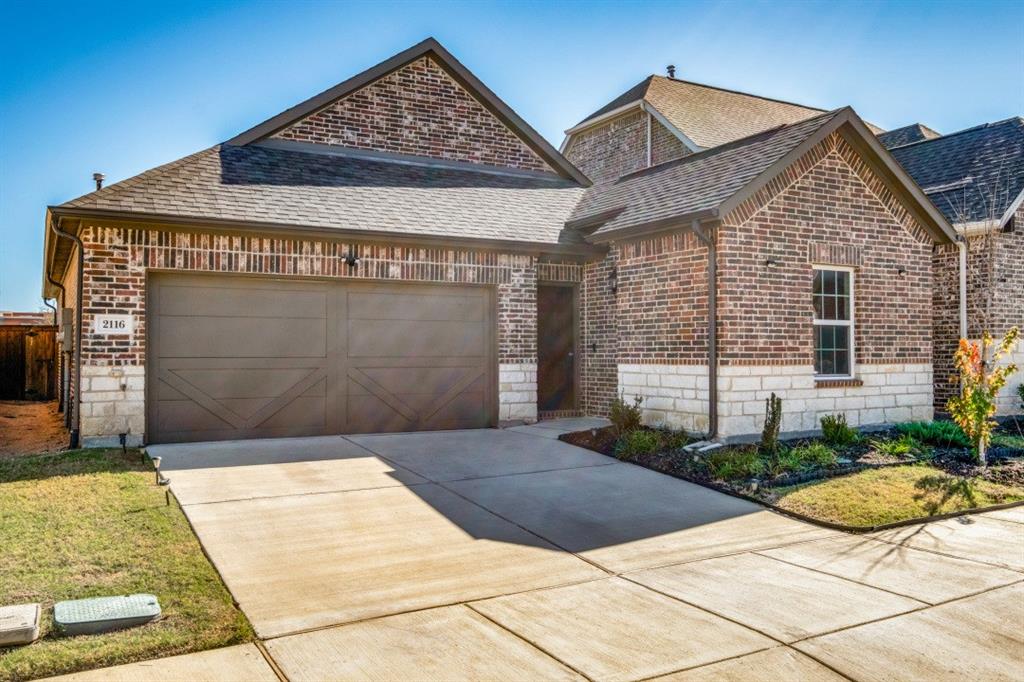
{"left": 148, "top": 274, "right": 495, "bottom": 443}
{"left": 347, "top": 291, "right": 484, "bottom": 322}
{"left": 160, "top": 317, "right": 327, "bottom": 358}
{"left": 348, "top": 320, "right": 486, "bottom": 358}
{"left": 350, "top": 366, "right": 479, "bottom": 397}
{"left": 159, "top": 284, "right": 327, "bottom": 319}
{"left": 171, "top": 367, "right": 326, "bottom": 400}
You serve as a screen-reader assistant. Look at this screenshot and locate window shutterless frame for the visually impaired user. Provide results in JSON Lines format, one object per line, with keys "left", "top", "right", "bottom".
{"left": 812, "top": 265, "right": 855, "bottom": 378}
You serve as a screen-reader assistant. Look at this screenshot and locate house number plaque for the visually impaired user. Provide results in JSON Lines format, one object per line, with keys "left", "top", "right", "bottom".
{"left": 93, "top": 314, "right": 134, "bottom": 335}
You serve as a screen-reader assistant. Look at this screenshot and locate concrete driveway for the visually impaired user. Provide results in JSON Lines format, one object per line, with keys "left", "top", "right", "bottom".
{"left": 145, "top": 421, "right": 1024, "bottom": 682}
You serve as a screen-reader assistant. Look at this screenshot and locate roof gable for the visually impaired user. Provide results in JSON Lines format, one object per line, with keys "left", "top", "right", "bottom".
{"left": 228, "top": 38, "right": 589, "bottom": 184}
{"left": 569, "top": 108, "right": 955, "bottom": 245}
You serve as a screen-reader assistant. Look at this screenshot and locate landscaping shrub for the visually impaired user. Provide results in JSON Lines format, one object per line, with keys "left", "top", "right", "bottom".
{"left": 654, "top": 425, "right": 689, "bottom": 451}
{"left": 820, "top": 414, "right": 858, "bottom": 446}
{"left": 1018, "top": 383, "right": 1024, "bottom": 410}
{"left": 947, "top": 326, "right": 1020, "bottom": 463}
{"left": 781, "top": 442, "right": 838, "bottom": 472}
{"left": 609, "top": 394, "right": 643, "bottom": 437}
{"left": 705, "top": 446, "right": 763, "bottom": 481}
{"left": 614, "top": 429, "right": 662, "bottom": 460}
{"left": 870, "top": 434, "right": 928, "bottom": 459}
{"left": 894, "top": 421, "right": 970, "bottom": 449}
{"left": 760, "top": 393, "right": 783, "bottom": 466}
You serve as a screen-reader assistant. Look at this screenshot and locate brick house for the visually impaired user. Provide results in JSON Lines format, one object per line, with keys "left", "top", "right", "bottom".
{"left": 42, "top": 38, "right": 959, "bottom": 446}
{"left": 884, "top": 117, "right": 1024, "bottom": 416}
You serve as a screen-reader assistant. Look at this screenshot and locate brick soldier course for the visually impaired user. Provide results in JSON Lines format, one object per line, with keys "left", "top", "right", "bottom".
{"left": 42, "top": 37, "right": 1017, "bottom": 447}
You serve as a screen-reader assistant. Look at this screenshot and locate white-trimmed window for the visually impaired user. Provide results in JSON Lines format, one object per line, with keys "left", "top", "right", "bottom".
{"left": 812, "top": 266, "right": 854, "bottom": 377}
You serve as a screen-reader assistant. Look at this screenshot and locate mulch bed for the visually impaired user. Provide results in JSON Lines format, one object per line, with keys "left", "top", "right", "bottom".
{"left": 560, "top": 422, "right": 1024, "bottom": 493}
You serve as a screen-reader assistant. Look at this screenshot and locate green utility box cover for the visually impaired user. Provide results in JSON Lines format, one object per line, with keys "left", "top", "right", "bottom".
{"left": 54, "top": 594, "right": 160, "bottom": 636}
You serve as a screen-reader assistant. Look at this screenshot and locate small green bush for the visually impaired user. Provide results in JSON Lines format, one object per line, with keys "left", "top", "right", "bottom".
{"left": 614, "top": 429, "right": 662, "bottom": 460}
{"left": 820, "top": 414, "right": 858, "bottom": 446}
{"left": 781, "top": 442, "right": 838, "bottom": 472}
{"left": 609, "top": 394, "right": 643, "bottom": 437}
{"left": 654, "top": 426, "right": 689, "bottom": 451}
{"left": 760, "top": 393, "right": 783, "bottom": 466}
{"left": 870, "top": 434, "right": 928, "bottom": 459}
{"left": 992, "top": 432, "right": 1024, "bottom": 453}
{"left": 706, "top": 446, "right": 763, "bottom": 481}
{"left": 1017, "top": 383, "right": 1024, "bottom": 410}
{"left": 894, "top": 421, "right": 970, "bottom": 449}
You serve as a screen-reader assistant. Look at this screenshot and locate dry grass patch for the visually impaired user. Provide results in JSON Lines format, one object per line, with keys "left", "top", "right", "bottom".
{"left": 0, "top": 449, "right": 252, "bottom": 682}
{"left": 773, "top": 465, "right": 1024, "bottom": 527}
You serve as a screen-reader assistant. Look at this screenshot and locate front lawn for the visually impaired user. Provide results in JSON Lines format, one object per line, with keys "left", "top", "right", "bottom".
{"left": 771, "top": 465, "right": 1024, "bottom": 527}
{"left": 0, "top": 449, "right": 252, "bottom": 682}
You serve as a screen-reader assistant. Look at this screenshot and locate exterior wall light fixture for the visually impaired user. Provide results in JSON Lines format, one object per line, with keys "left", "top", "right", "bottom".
{"left": 897, "top": 266, "right": 907, "bottom": 277}
{"left": 608, "top": 266, "right": 618, "bottom": 294}
{"left": 345, "top": 248, "right": 361, "bottom": 269}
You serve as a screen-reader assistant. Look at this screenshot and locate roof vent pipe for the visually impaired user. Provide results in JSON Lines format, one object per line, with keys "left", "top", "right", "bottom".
{"left": 93, "top": 172, "right": 105, "bottom": 190}
{"left": 666, "top": 65, "right": 676, "bottom": 78}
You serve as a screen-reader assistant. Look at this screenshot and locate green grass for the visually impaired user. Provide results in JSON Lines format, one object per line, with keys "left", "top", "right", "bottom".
{"left": 772, "top": 465, "right": 1024, "bottom": 527}
{"left": 0, "top": 449, "right": 252, "bottom": 682}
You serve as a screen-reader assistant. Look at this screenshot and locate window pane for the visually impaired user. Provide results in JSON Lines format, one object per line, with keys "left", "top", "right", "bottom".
{"left": 835, "top": 350, "right": 850, "bottom": 376}
{"left": 836, "top": 297, "right": 847, "bottom": 320}
{"left": 813, "top": 270, "right": 823, "bottom": 295}
{"left": 835, "top": 325, "right": 848, "bottom": 349}
{"left": 824, "top": 270, "right": 835, "bottom": 295}
{"left": 824, "top": 296, "right": 836, "bottom": 319}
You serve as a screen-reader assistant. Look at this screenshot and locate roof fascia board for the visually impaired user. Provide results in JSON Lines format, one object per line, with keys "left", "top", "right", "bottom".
{"left": 228, "top": 38, "right": 591, "bottom": 186}
{"left": 47, "top": 206, "right": 608, "bottom": 259}
{"left": 584, "top": 209, "right": 718, "bottom": 244}
{"left": 641, "top": 101, "right": 702, "bottom": 153}
{"left": 996, "top": 188, "right": 1024, "bottom": 228}
{"left": 562, "top": 99, "right": 644, "bottom": 137}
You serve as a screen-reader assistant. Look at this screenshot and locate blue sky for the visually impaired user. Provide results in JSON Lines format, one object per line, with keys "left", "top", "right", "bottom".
{"left": 2, "top": 0, "right": 1022, "bottom": 311}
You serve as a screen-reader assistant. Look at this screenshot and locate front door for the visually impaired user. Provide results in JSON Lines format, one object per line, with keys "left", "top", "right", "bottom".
{"left": 537, "top": 284, "right": 576, "bottom": 413}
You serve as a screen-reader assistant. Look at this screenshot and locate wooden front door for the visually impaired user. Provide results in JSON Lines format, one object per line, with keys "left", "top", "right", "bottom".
{"left": 537, "top": 284, "right": 576, "bottom": 413}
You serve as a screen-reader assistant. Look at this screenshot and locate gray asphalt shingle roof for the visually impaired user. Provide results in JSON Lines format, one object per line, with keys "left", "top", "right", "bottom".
{"left": 877, "top": 123, "right": 941, "bottom": 149}
{"left": 570, "top": 109, "right": 844, "bottom": 238}
{"left": 890, "top": 117, "right": 1024, "bottom": 226}
{"left": 576, "top": 76, "right": 832, "bottom": 149}
{"left": 60, "top": 144, "right": 588, "bottom": 245}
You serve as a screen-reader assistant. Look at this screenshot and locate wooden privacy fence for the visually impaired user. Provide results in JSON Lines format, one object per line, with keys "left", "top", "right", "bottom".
{"left": 0, "top": 326, "right": 56, "bottom": 400}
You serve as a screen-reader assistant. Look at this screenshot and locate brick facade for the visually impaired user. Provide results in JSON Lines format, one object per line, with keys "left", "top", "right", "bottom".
{"left": 584, "top": 131, "right": 938, "bottom": 437}
{"left": 64, "top": 224, "right": 547, "bottom": 443}
{"left": 564, "top": 110, "right": 691, "bottom": 183}
{"left": 719, "top": 132, "right": 934, "bottom": 367}
{"left": 273, "top": 56, "right": 551, "bottom": 174}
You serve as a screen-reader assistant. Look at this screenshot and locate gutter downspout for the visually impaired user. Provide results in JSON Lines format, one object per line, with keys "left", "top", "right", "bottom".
{"left": 956, "top": 236, "right": 968, "bottom": 340}
{"left": 48, "top": 216, "right": 83, "bottom": 449}
{"left": 45, "top": 272, "right": 68, "bottom": 417}
{"left": 691, "top": 219, "right": 718, "bottom": 439}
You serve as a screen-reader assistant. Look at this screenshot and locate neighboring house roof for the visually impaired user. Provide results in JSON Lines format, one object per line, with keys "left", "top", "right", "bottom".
{"left": 228, "top": 37, "right": 589, "bottom": 186}
{"left": 878, "top": 123, "right": 941, "bottom": 149}
{"left": 54, "top": 143, "right": 588, "bottom": 247}
{"left": 569, "top": 108, "right": 955, "bottom": 244}
{"left": 889, "top": 117, "right": 1024, "bottom": 230}
{"left": 0, "top": 311, "right": 53, "bottom": 326}
{"left": 567, "top": 75, "right": 886, "bottom": 152}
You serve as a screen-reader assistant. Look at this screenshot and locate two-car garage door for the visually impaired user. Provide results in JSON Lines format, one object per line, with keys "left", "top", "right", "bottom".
{"left": 147, "top": 273, "right": 496, "bottom": 443}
